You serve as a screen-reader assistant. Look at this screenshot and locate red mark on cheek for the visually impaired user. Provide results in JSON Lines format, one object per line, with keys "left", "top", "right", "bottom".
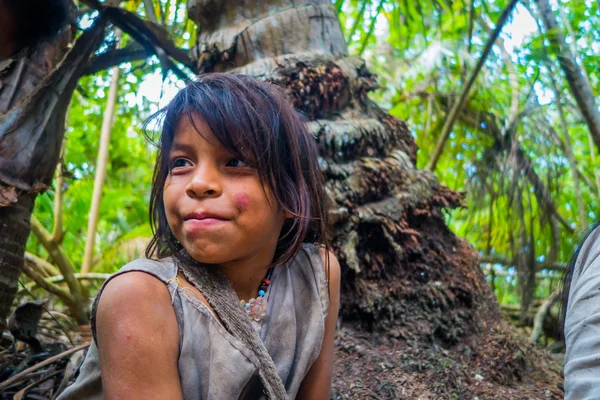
{"left": 234, "top": 193, "right": 250, "bottom": 209}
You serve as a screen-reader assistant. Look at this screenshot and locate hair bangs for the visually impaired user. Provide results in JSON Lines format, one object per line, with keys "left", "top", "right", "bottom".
{"left": 145, "top": 73, "right": 330, "bottom": 266}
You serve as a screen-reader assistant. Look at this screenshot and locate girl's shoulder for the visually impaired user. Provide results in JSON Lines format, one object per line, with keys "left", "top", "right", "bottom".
{"left": 89, "top": 257, "right": 179, "bottom": 342}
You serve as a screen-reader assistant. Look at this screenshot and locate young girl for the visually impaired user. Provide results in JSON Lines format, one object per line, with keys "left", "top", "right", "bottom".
{"left": 58, "top": 74, "right": 341, "bottom": 399}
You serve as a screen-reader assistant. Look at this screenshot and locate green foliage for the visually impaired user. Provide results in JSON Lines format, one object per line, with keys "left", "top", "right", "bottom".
{"left": 25, "top": 0, "right": 600, "bottom": 316}
{"left": 26, "top": 0, "right": 193, "bottom": 276}
{"left": 338, "top": 0, "right": 600, "bottom": 307}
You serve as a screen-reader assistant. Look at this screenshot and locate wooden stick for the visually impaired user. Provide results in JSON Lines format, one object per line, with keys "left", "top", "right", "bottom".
{"left": 13, "top": 369, "right": 63, "bottom": 400}
{"left": 0, "top": 343, "right": 90, "bottom": 390}
{"left": 530, "top": 289, "right": 560, "bottom": 344}
{"left": 18, "top": 273, "right": 110, "bottom": 295}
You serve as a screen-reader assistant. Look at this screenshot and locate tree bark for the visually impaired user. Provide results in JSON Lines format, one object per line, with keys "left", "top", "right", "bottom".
{"left": 535, "top": 0, "right": 600, "bottom": 154}
{"left": 0, "top": 16, "right": 107, "bottom": 331}
{"left": 0, "top": 38, "right": 69, "bottom": 332}
{"left": 188, "top": 0, "right": 499, "bottom": 343}
{"left": 0, "top": 194, "right": 35, "bottom": 332}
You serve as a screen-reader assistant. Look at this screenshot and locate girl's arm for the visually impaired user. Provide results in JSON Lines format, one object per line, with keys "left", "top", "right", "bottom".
{"left": 297, "top": 249, "right": 341, "bottom": 399}
{"left": 96, "top": 272, "right": 183, "bottom": 400}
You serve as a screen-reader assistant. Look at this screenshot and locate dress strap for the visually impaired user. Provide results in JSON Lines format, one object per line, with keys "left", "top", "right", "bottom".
{"left": 301, "top": 243, "right": 329, "bottom": 318}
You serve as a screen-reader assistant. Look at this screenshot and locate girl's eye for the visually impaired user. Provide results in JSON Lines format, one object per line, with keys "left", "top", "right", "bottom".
{"left": 170, "top": 158, "right": 192, "bottom": 170}
{"left": 226, "top": 158, "right": 247, "bottom": 168}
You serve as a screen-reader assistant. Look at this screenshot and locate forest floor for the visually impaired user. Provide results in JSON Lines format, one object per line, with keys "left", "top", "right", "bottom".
{"left": 0, "top": 318, "right": 563, "bottom": 399}
{"left": 331, "top": 323, "right": 563, "bottom": 399}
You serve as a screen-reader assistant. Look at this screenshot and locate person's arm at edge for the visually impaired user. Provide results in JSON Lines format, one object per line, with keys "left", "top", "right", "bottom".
{"left": 96, "top": 272, "right": 183, "bottom": 400}
{"left": 564, "top": 228, "right": 600, "bottom": 399}
{"left": 296, "top": 249, "right": 341, "bottom": 399}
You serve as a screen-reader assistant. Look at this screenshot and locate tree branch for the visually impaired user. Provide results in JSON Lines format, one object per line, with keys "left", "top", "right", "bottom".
{"left": 347, "top": 1, "right": 367, "bottom": 43}
{"left": 530, "top": 289, "right": 560, "bottom": 344}
{"left": 480, "top": 255, "right": 565, "bottom": 271}
{"left": 24, "top": 252, "right": 60, "bottom": 277}
{"left": 82, "top": 37, "right": 121, "bottom": 275}
{"left": 0, "top": 343, "right": 90, "bottom": 391}
{"left": 548, "top": 70, "right": 587, "bottom": 227}
{"left": 535, "top": 0, "right": 600, "bottom": 155}
{"left": 425, "top": 0, "right": 519, "bottom": 171}
{"left": 51, "top": 151, "right": 65, "bottom": 243}
{"left": 22, "top": 260, "right": 75, "bottom": 305}
{"left": 18, "top": 272, "right": 110, "bottom": 295}
{"left": 433, "top": 93, "right": 574, "bottom": 233}
{"left": 80, "top": 0, "right": 195, "bottom": 80}
{"left": 142, "top": 0, "right": 159, "bottom": 24}
{"left": 358, "top": 1, "right": 385, "bottom": 56}
{"left": 85, "top": 45, "right": 151, "bottom": 75}
{"left": 29, "top": 216, "right": 87, "bottom": 300}
{"left": 540, "top": 116, "right": 596, "bottom": 193}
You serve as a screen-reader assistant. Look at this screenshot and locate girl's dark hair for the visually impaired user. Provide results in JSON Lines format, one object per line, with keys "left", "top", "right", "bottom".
{"left": 561, "top": 222, "right": 600, "bottom": 339}
{"left": 6, "top": 0, "right": 70, "bottom": 52}
{"left": 144, "top": 73, "right": 329, "bottom": 266}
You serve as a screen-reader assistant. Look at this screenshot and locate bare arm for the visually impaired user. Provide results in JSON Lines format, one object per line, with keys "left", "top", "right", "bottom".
{"left": 96, "top": 272, "right": 183, "bottom": 400}
{"left": 297, "top": 249, "right": 341, "bottom": 399}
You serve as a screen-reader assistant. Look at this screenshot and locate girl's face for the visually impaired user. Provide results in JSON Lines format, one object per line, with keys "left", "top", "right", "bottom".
{"left": 163, "top": 114, "right": 287, "bottom": 266}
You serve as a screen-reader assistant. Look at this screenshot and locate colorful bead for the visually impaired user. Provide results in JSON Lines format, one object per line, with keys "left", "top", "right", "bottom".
{"left": 244, "top": 297, "right": 267, "bottom": 321}
{"left": 239, "top": 268, "right": 274, "bottom": 322}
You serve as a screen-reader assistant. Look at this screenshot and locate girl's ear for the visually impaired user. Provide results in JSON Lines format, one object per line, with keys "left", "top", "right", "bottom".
{"left": 283, "top": 210, "right": 293, "bottom": 219}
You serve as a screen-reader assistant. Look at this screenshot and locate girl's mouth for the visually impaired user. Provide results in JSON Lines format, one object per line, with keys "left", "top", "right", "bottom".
{"left": 183, "top": 211, "right": 229, "bottom": 231}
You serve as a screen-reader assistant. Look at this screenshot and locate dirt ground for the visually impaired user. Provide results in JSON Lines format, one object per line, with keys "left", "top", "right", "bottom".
{"left": 0, "top": 318, "right": 563, "bottom": 399}
{"left": 331, "top": 323, "right": 563, "bottom": 399}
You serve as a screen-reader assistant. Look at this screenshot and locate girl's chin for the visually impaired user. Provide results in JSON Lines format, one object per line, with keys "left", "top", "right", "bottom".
{"left": 184, "top": 246, "right": 233, "bottom": 265}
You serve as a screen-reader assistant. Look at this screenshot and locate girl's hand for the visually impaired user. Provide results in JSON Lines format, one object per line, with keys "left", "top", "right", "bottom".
{"left": 96, "top": 272, "right": 183, "bottom": 400}
{"left": 297, "top": 249, "right": 341, "bottom": 399}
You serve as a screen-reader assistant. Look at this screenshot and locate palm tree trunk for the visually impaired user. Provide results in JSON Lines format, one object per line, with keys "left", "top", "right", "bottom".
{"left": 0, "top": 38, "right": 70, "bottom": 332}
{"left": 0, "top": 194, "right": 35, "bottom": 332}
{"left": 0, "top": 17, "right": 107, "bottom": 331}
{"left": 188, "top": 0, "right": 499, "bottom": 342}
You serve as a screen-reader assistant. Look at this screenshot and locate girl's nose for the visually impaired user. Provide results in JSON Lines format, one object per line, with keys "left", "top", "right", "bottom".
{"left": 185, "top": 164, "right": 223, "bottom": 198}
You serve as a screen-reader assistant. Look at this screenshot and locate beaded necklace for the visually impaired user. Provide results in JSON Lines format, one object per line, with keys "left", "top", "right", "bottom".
{"left": 240, "top": 268, "right": 274, "bottom": 322}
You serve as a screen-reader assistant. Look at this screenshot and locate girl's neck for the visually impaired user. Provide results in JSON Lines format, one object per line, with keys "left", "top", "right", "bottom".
{"left": 219, "top": 251, "right": 275, "bottom": 301}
